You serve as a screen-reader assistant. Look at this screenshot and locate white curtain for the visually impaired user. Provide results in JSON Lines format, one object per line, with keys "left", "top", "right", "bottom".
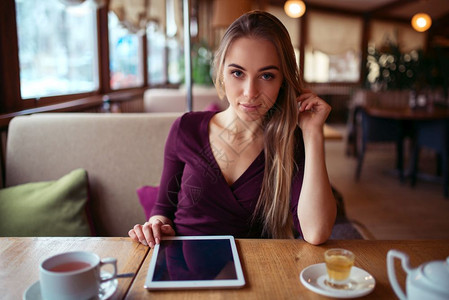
{"left": 370, "top": 20, "right": 427, "bottom": 52}
{"left": 306, "top": 11, "right": 363, "bottom": 55}
{"left": 149, "top": 0, "right": 167, "bottom": 30}
{"left": 109, "top": 0, "right": 166, "bottom": 34}
{"left": 166, "top": 0, "right": 183, "bottom": 40}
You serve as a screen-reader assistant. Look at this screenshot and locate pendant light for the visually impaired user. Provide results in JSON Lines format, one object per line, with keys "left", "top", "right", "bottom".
{"left": 411, "top": 13, "right": 432, "bottom": 32}
{"left": 284, "top": 0, "right": 306, "bottom": 18}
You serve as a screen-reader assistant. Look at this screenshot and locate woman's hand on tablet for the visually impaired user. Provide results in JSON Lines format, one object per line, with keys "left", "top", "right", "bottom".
{"left": 128, "top": 215, "right": 175, "bottom": 248}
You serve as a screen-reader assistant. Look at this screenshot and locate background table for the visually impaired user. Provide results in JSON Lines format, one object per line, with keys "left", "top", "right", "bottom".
{"left": 365, "top": 106, "right": 449, "bottom": 121}
{"left": 354, "top": 105, "right": 449, "bottom": 181}
{"left": 365, "top": 105, "right": 449, "bottom": 196}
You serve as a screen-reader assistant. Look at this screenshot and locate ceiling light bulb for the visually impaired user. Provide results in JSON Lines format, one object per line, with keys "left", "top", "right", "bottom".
{"left": 411, "top": 13, "right": 432, "bottom": 32}
{"left": 284, "top": 0, "right": 306, "bottom": 18}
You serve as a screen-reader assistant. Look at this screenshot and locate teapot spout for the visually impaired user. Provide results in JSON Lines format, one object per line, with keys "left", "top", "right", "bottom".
{"left": 387, "top": 249, "right": 413, "bottom": 300}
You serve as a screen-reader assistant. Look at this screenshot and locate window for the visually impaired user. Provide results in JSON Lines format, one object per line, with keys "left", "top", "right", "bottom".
{"left": 167, "top": 38, "right": 182, "bottom": 84}
{"left": 304, "top": 11, "right": 362, "bottom": 83}
{"left": 166, "top": 0, "right": 183, "bottom": 85}
{"left": 15, "top": 0, "right": 98, "bottom": 99}
{"left": 147, "top": 22, "right": 166, "bottom": 85}
{"left": 304, "top": 48, "right": 360, "bottom": 82}
{"left": 108, "top": 11, "right": 143, "bottom": 90}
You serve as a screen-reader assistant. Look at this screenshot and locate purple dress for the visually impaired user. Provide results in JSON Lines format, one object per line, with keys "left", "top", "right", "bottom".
{"left": 151, "top": 111, "right": 304, "bottom": 238}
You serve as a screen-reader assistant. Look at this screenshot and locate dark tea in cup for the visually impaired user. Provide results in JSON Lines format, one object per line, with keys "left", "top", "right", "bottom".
{"left": 49, "top": 261, "right": 91, "bottom": 272}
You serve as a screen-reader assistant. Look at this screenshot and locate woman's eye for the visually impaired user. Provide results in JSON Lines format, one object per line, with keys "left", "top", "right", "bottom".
{"left": 261, "top": 73, "right": 274, "bottom": 80}
{"left": 231, "top": 70, "right": 243, "bottom": 78}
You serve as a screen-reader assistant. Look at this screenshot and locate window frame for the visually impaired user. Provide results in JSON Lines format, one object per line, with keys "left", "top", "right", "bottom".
{"left": 0, "top": 0, "right": 152, "bottom": 115}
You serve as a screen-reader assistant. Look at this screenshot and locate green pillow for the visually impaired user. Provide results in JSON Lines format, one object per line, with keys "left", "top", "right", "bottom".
{"left": 0, "top": 168, "right": 92, "bottom": 237}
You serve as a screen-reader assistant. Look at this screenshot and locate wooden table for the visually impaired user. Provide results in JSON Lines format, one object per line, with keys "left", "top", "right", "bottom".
{"left": 0, "top": 237, "right": 149, "bottom": 300}
{"left": 3, "top": 237, "right": 447, "bottom": 299}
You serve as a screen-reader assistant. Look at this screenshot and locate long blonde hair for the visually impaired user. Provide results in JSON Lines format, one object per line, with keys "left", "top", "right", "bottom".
{"left": 213, "top": 11, "right": 303, "bottom": 238}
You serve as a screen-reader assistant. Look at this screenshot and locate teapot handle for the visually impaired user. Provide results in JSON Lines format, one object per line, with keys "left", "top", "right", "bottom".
{"left": 387, "top": 250, "right": 413, "bottom": 300}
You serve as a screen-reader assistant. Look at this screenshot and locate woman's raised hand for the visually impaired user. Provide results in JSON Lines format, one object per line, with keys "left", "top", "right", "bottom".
{"left": 128, "top": 216, "right": 175, "bottom": 248}
{"left": 296, "top": 89, "right": 331, "bottom": 133}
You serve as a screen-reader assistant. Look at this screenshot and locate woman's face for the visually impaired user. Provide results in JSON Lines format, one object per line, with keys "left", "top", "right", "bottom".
{"left": 222, "top": 37, "right": 283, "bottom": 122}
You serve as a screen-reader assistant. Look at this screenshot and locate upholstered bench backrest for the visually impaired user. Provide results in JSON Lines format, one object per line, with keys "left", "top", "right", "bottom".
{"left": 5, "top": 113, "right": 181, "bottom": 236}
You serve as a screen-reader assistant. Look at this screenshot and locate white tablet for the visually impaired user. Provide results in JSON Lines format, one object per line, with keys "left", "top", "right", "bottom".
{"left": 144, "top": 235, "right": 245, "bottom": 290}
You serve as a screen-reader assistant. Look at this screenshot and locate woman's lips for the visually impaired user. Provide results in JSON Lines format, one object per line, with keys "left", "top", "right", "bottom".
{"left": 240, "top": 103, "right": 260, "bottom": 112}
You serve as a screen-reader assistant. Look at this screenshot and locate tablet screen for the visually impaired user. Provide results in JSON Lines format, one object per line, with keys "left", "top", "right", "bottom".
{"left": 144, "top": 236, "right": 245, "bottom": 289}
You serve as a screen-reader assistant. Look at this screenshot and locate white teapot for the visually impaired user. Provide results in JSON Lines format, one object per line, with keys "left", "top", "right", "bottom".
{"left": 387, "top": 249, "right": 449, "bottom": 300}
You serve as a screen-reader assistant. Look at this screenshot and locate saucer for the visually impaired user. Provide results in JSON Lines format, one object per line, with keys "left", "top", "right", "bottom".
{"left": 23, "top": 271, "right": 118, "bottom": 300}
{"left": 300, "top": 263, "right": 375, "bottom": 299}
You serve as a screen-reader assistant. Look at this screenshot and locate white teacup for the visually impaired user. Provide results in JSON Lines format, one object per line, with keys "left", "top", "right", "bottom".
{"left": 39, "top": 251, "right": 117, "bottom": 300}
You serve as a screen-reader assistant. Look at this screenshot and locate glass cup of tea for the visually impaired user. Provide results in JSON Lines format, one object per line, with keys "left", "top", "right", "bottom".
{"left": 324, "top": 248, "right": 355, "bottom": 289}
{"left": 39, "top": 251, "right": 117, "bottom": 300}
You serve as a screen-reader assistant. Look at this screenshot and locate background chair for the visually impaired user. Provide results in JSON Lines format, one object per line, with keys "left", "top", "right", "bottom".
{"left": 329, "top": 187, "right": 374, "bottom": 240}
{"left": 354, "top": 107, "right": 407, "bottom": 181}
{"left": 409, "top": 119, "right": 449, "bottom": 198}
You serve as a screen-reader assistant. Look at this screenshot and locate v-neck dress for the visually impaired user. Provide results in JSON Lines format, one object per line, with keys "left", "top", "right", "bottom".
{"left": 151, "top": 111, "right": 305, "bottom": 238}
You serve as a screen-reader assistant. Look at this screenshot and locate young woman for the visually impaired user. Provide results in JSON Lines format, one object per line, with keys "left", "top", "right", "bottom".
{"left": 129, "top": 11, "right": 336, "bottom": 246}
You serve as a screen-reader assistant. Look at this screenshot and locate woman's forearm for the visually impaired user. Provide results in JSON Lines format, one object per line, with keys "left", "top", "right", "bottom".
{"left": 297, "top": 129, "right": 336, "bottom": 245}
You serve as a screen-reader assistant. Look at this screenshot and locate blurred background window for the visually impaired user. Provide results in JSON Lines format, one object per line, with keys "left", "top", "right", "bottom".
{"left": 304, "top": 11, "right": 362, "bottom": 83}
{"left": 108, "top": 11, "right": 143, "bottom": 90}
{"left": 304, "top": 48, "right": 361, "bottom": 82}
{"left": 147, "top": 21, "right": 166, "bottom": 85}
{"left": 167, "top": 38, "right": 182, "bottom": 84}
{"left": 15, "top": 0, "right": 98, "bottom": 99}
{"left": 166, "top": 0, "right": 183, "bottom": 85}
